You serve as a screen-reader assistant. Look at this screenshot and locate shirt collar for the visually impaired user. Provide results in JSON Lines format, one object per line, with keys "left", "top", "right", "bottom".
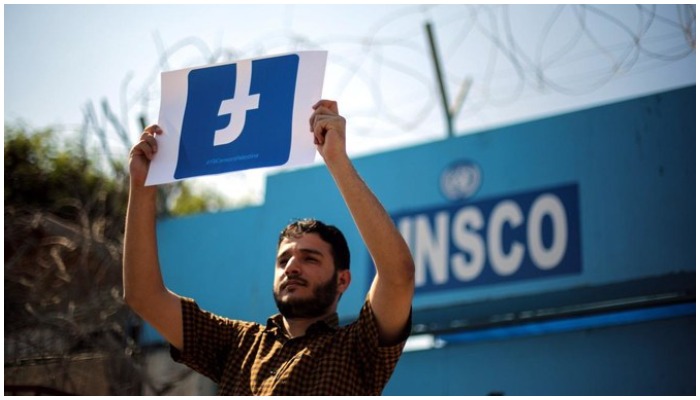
{"left": 266, "top": 312, "right": 340, "bottom": 337}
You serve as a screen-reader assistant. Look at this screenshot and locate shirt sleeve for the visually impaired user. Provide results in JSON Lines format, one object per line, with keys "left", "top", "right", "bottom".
{"left": 169, "top": 297, "right": 242, "bottom": 383}
{"left": 351, "top": 298, "right": 412, "bottom": 393}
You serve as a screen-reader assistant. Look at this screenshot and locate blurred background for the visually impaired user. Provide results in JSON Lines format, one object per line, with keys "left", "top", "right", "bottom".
{"left": 4, "top": 4, "right": 696, "bottom": 395}
{"left": 6, "top": 4, "right": 696, "bottom": 207}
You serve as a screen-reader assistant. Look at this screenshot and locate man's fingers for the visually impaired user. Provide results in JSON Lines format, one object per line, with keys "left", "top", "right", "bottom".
{"left": 143, "top": 124, "right": 163, "bottom": 135}
{"left": 310, "top": 100, "right": 340, "bottom": 131}
{"left": 309, "top": 108, "right": 343, "bottom": 130}
{"left": 137, "top": 125, "right": 163, "bottom": 155}
{"left": 130, "top": 141, "right": 153, "bottom": 161}
{"left": 313, "top": 123, "right": 326, "bottom": 145}
{"left": 132, "top": 131, "right": 161, "bottom": 161}
{"left": 312, "top": 100, "right": 339, "bottom": 114}
{"left": 309, "top": 108, "right": 330, "bottom": 132}
{"left": 309, "top": 101, "right": 345, "bottom": 149}
{"left": 137, "top": 134, "right": 157, "bottom": 153}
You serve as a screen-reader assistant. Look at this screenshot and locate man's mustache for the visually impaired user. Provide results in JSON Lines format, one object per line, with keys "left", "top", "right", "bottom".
{"left": 281, "top": 277, "right": 308, "bottom": 290}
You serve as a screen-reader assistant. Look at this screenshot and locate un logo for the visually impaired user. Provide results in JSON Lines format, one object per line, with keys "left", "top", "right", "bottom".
{"left": 174, "top": 54, "right": 299, "bottom": 179}
{"left": 440, "top": 160, "right": 482, "bottom": 201}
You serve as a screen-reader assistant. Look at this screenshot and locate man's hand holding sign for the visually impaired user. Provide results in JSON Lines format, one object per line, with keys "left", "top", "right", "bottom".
{"left": 123, "top": 52, "right": 414, "bottom": 395}
{"left": 145, "top": 51, "right": 327, "bottom": 185}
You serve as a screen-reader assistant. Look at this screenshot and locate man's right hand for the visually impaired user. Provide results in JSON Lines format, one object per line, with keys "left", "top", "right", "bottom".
{"left": 129, "top": 124, "right": 162, "bottom": 188}
{"left": 123, "top": 123, "right": 184, "bottom": 350}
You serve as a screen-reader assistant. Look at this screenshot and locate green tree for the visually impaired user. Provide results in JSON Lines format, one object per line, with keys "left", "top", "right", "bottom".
{"left": 4, "top": 125, "right": 139, "bottom": 394}
{"left": 4, "top": 124, "right": 222, "bottom": 394}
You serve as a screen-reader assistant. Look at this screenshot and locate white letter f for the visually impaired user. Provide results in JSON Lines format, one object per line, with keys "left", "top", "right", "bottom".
{"left": 213, "top": 60, "right": 260, "bottom": 146}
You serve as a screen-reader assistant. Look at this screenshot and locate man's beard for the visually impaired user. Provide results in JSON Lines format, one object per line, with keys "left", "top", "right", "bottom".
{"left": 273, "top": 272, "right": 338, "bottom": 319}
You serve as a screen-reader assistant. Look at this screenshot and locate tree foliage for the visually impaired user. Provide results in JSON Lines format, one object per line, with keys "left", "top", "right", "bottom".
{"left": 3, "top": 124, "right": 214, "bottom": 394}
{"left": 4, "top": 125, "right": 129, "bottom": 230}
{"left": 4, "top": 125, "right": 140, "bottom": 394}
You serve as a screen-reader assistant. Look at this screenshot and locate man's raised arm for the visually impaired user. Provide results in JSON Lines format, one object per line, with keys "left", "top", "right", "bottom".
{"left": 310, "top": 100, "right": 415, "bottom": 344}
{"left": 122, "top": 125, "right": 184, "bottom": 350}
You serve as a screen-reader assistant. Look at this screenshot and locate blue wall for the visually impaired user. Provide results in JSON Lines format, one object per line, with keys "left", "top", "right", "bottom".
{"left": 387, "top": 314, "right": 694, "bottom": 396}
{"left": 150, "top": 85, "right": 695, "bottom": 395}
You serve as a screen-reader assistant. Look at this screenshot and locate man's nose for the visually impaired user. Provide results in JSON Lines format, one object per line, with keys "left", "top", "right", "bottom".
{"left": 283, "top": 256, "right": 301, "bottom": 275}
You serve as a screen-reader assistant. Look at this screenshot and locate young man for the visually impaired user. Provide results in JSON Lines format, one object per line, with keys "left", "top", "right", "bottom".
{"left": 123, "top": 100, "right": 415, "bottom": 395}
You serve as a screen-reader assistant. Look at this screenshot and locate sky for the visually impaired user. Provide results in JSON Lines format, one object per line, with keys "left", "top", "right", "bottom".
{"left": 4, "top": 4, "right": 696, "bottom": 206}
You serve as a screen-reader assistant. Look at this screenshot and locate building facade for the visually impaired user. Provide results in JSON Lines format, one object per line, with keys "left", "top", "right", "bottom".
{"left": 143, "top": 86, "right": 695, "bottom": 395}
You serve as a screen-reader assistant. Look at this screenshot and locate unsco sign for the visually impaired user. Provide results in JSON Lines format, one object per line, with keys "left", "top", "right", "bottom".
{"left": 390, "top": 183, "right": 581, "bottom": 293}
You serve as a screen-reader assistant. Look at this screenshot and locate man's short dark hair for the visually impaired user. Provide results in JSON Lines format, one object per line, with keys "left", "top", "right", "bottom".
{"left": 278, "top": 219, "right": 350, "bottom": 271}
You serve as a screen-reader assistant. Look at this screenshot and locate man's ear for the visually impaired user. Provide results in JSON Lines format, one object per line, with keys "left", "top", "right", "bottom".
{"left": 337, "top": 270, "right": 351, "bottom": 294}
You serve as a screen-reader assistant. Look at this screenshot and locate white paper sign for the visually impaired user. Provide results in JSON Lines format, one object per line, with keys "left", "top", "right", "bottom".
{"left": 146, "top": 51, "right": 327, "bottom": 185}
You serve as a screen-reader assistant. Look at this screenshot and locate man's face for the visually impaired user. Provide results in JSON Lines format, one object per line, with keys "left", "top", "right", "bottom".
{"left": 273, "top": 233, "right": 347, "bottom": 319}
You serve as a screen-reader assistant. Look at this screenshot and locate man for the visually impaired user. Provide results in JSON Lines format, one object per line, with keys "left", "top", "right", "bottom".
{"left": 123, "top": 100, "right": 415, "bottom": 395}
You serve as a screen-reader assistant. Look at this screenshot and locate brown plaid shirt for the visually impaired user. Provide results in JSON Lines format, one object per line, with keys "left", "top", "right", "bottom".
{"left": 170, "top": 297, "right": 411, "bottom": 395}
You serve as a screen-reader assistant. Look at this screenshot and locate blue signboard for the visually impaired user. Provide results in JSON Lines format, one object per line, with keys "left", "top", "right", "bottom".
{"left": 382, "top": 183, "right": 582, "bottom": 293}
{"left": 175, "top": 55, "right": 299, "bottom": 179}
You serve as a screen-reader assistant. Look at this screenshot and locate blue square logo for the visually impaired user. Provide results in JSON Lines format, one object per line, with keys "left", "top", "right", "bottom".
{"left": 174, "top": 54, "right": 299, "bottom": 179}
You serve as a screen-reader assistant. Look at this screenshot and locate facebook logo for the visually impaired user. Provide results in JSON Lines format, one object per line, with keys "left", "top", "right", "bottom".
{"left": 174, "top": 54, "right": 299, "bottom": 179}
